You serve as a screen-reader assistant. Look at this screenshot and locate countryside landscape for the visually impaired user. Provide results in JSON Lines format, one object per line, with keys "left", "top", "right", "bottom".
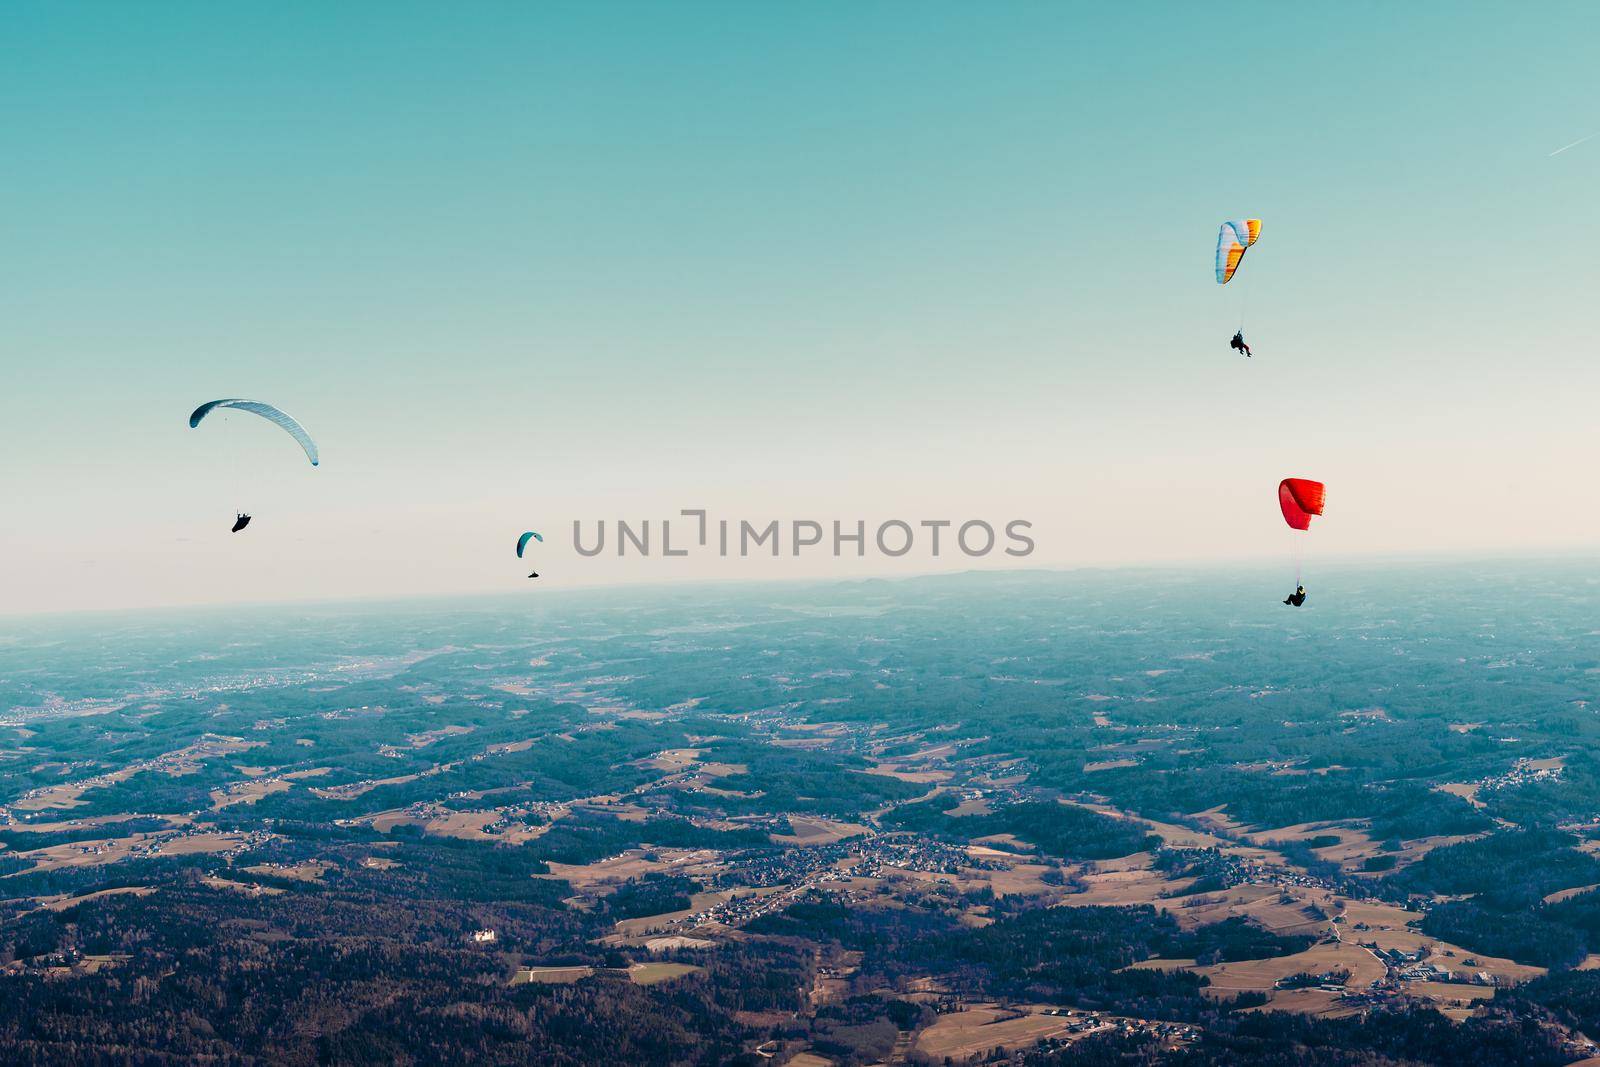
{"left": 6, "top": 564, "right": 1600, "bottom": 1064}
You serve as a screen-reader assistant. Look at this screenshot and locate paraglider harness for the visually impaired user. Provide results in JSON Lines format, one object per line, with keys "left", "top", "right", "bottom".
{"left": 1230, "top": 331, "right": 1251, "bottom": 357}
{"left": 1283, "top": 585, "right": 1306, "bottom": 607}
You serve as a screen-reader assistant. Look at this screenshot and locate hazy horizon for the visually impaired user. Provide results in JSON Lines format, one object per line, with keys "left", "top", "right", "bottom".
{"left": 7, "top": 550, "right": 1600, "bottom": 623}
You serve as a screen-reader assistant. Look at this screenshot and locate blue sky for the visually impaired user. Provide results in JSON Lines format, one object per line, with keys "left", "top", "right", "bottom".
{"left": 4, "top": 2, "right": 1598, "bottom": 612}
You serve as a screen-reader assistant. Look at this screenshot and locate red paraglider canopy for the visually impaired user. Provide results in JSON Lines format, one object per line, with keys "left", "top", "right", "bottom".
{"left": 1279, "top": 479, "right": 1326, "bottom": 531}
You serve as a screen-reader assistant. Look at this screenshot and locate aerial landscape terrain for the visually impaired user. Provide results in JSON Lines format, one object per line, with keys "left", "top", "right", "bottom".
{"left": 6, "top": 563, "right": 1600, "bottom": 1064}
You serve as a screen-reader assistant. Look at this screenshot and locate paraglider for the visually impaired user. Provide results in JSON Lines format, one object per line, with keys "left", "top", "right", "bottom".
{"left": 1279, "top": 479, "right": 1325, "bottom": 531}
{"left": 1215, "top": 219, "right": 1261, "bottom": 285}
{"left": 189, "top": 399, "right": 318, "bottom": 530}
{"left": 1278, "top": 478, "right": 1325, "bottom": 606}
{"left": 517, "top": 531, "right": 543, "bottom": 579}
{"left": 1217, "top": 219, "right": 1262, "bottom": 355}
{"left": 189, "top": 400, "right": 319, "bottom": 466}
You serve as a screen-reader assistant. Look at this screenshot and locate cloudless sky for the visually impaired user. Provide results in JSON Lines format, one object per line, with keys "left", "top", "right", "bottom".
{"left": 4, "top": 1, "right": 1598, "bottom": 613}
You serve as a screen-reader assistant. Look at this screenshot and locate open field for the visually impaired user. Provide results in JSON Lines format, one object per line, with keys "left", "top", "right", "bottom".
{"left": 8, "top": 830, "right": 258, "bottom": 874}
{"left": 627, "top": 962, "right": 702, "bottom": 985}
{"left": 643, "top": 748, "right": 702, "bottom": 771}
{"left": 310, "top": 771, "right": 428, "bottom": 801}
{"left": 512, "top": 966, "right": 593, "bottom": 985}
{"left": 509, "top": 963, "right": 703, "bottom": 987}
{"left": 772, "top": 817, "right": 869, "bottom": 846}
{"left": 613, "top": 892, "right": 728, "bottom": 935}
{"left": 209, "top": 778, "right": 291, "bottom": 809}
{"left": 914, "top": 1005, "right": 1100, "bottom": 1063}
{"left": 540, "top": 848, "right": 721, "bottom": 893}
{"left": 869, "top": 846, "right": 1064, "bottom": 900}
{"left": 1124, "top": 957, "right": 1197, "bottom": 972}
{"left": 866, "top": 764, "right": 951, "bottom": 784}
{"left": 1169, "top": 885, "right": 1329, "bottom": 936}
{"left": 1072, "top": 801, "right": 1276, "bottom": 858}
{"left": 1240, "top": 820, "right": 1471, "bottom": 877}
{"left": 944, "top": 796, "right": 994, "bottom": 817}
{"left": 242, "top": 859, "right": 335, "bottom": 883}
{"left": 1408, "top": 981, "right": 1494, "bottom": 1005}
{"left": 1545, "top": 883, "right": 1600, "bottom": 904}
{"left": 0, "top": 814, "right": 178, "bottom": 835}
{"left": 36, "top": 886, "right": 155, "bottom": 912}
{"left": 1237, "top": 987, "right": 1360, "bottom": 1018}
{"left": 366, "top": 806, "right": 509, "bottom": 841}
{"left": 1084, "top": 758, "right": 1138, "bottom": 773}
{"left": 1196, "top": 940, "right": 1387, "bottom": 999}
{"left": 202, "top": 876, "right": 284, "bottom": 897}
{"left": 1437, "top": 782, "right": 1484, "bottom": 809}
{"left": 1061, "top": 852, "right": 1185, "bottom": 908}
